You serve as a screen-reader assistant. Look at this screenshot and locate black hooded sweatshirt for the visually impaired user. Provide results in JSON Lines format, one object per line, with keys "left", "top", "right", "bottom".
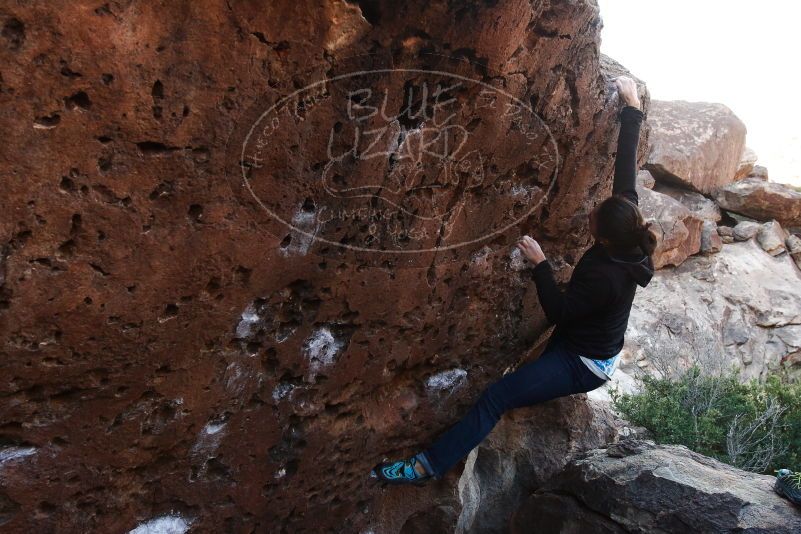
{"left": 529, "top": 105, "right": 654, "bottom": 359}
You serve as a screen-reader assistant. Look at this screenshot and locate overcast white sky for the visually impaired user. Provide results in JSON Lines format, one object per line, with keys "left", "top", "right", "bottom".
{"left": 598, "top": 0, "right": 801, "bottom": 186}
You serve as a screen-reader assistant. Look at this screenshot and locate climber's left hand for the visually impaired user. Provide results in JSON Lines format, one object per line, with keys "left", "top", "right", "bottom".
{"left": 614, "top": 76, "right": 641, "bottom": 110}
{"left": 516, "top": 235, "right": 546, "bottom": 266}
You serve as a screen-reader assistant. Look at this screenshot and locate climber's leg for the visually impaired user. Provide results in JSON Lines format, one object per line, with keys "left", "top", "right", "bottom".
{"left": 417, "top": 336, "right": 606, "bottom": 480}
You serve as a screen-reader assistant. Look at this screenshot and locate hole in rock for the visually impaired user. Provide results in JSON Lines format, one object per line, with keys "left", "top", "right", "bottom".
{"left": 2, "top": 18, "right": 25, "bottom": 50}
{"left": 59, "top": 176, "right": 75, "bottom": 191}
{"left": 58, "top": 240, "right": 76, "bottom": 257}
{"left": 151, "top": 80, "right": 164, "bottom": 99}
{"left": 64, "top": 91, "right": 92, "bottom": 111}
{"left": 34, "top": 113, "right": 60, "bottom": 129}
{"left": 136, "top": 141, "right": 177, "bottom": 155}
{"left": 352, "top": 1, "right": 381, "bottom": 25}
{"left": 188, "top": 204, "right": 203, "bottom": 223}
{"left": 60, "top": 65, "right": 81, "bottom": 78}
{"left": 98, "top": 155, "right": 112, "bottom": 172}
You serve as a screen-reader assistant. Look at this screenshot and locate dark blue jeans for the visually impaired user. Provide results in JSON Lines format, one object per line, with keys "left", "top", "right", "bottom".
{"left": 417, "top": 335, "right": 607, "bottom": 480}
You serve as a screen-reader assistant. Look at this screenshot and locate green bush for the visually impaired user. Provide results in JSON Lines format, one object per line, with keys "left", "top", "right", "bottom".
{"left": 611, "top": 366, "right": 801, "bottom": 473}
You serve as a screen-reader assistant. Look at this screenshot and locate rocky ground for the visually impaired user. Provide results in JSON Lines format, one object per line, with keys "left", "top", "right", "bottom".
{"left": 1, "top": 1, "right": 800, "bottom": 533}
{"left": 512, "top": 439, "right": 801, "bottom": 533}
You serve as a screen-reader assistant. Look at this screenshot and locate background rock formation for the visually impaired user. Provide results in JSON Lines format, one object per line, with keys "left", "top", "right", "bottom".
{"left": 636, "top": 185, "right": 703, "bottom": 269}
{"left": 0, "top": 1, "right": 650, "bottom": 531}
{"left": 623, "top": 239, "right": 801, "bottom": 382}
{"left": 618, "top": 95, "right": 801, "bottom": 389}
{"left": 715, "top": 177, "right": 801, "bottom": 230}
{"left": 644, "top": 100, "right": 746, "bottom": 195}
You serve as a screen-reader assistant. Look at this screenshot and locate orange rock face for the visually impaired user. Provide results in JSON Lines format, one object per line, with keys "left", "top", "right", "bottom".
{"left": 0, "top": 1, "right": 648, "bottom": 531}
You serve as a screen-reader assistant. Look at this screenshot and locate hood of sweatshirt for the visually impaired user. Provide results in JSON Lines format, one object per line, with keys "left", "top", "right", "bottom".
{"left": 581, "top": 242, "right": 656, "bottom": 288}
{"left": 604, "top": 247, "right": 655, "bottom": 287}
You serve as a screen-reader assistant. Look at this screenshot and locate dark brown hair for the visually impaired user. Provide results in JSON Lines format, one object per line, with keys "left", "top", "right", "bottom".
{"left": 596, "top": 195, "right": 657, "bottom": 257}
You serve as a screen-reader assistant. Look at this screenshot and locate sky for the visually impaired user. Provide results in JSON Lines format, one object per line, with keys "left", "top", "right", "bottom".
{"left": 597, "top": 0, "right": 801, "bottom": 186}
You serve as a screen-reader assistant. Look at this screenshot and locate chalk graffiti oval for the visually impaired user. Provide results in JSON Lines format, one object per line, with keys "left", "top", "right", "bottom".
{"left": 238, "top": 66, "right": 559, "bottom": 257}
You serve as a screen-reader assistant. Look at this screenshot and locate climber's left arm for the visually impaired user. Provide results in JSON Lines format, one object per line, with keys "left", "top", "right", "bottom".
{"left": 611, "top": 77, "right": 644, "bottom": 205}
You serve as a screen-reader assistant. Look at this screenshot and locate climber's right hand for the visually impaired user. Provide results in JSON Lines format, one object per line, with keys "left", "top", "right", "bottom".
{"left": 517, "top": 235, "right": 546, "bottom": 266}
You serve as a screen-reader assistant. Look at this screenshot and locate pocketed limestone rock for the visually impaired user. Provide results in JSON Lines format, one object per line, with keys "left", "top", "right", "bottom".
{"left": 0, "top": 0, "right": 655, "bottom": 532}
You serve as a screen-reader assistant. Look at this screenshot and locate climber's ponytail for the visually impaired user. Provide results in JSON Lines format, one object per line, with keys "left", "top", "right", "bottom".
{"left": 636, "top": 221, "right": 658, "bottom": 257}
{"left": 596, "top": 194, "right": 657, "bottom": 259}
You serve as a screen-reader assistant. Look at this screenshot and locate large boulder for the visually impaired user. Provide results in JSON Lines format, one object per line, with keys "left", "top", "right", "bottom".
{"left": 511, "top": 439, "right": 801, "bottom": 533}
{"left": 645, "top": 100, "right": 747, "bottom": 194}
{"left": 0, "top": 1, "right": 651, "bottom": 532}
{"left": 623, "top": 240, "right": 801, "bottom": 381}
{"left": 714, "top": 177, "right": 801, "bottom": 229}
{"left": 369, "top": 394, "right": 634, "bottom": 534}
{"left": 637, "top": 185, "right": 703, "bottom": 269}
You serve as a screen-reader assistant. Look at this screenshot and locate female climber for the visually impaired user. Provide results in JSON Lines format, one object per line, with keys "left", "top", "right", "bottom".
{"left": 370, "top": 76, "right": 657, "bottom": 485}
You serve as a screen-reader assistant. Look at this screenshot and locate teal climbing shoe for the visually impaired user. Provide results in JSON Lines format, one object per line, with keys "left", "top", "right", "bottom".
{"left": 370, "top": 455, "right": 432, "bottom": 486}
{"left": 774, "top": 469, "right": 801, "bottom": 505}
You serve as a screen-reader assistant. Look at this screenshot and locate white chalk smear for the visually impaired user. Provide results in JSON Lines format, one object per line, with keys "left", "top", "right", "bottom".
{"left": 510, "top": 184, "right": 533, "bottom": 197}
{"left": 0, "top": 446, "right": 36, "bottom": 465}
{"left": 303, "top": 327, "right": 345, "bottom": 381}
{"left": 191, "top": 420, "right": 227, "bottom": 458}
{"left": 188, "top": 420, "right": 227, "bottom": 482}
{"left": 203, "top": 421, "right": 226, "bottom": 435}
{"left": 236, "top": 303, "right": 261, "bottom": 338}
{"left": 129, "top": 514, "right": 192, "bottom": 534}
{"left": 425, "top": 368, "right": 467, "bottom": 393}
{"left": 509, "top": 247, "right": 527, "bottom": 271}
{"left": 224, "top": 361, "right": 249, "bottom": 397}
{"left": 280, "top": 207, "right": 320, "bottom": 256}
{"left": 272, "top": 382, "right": 295, "bottom": 402}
